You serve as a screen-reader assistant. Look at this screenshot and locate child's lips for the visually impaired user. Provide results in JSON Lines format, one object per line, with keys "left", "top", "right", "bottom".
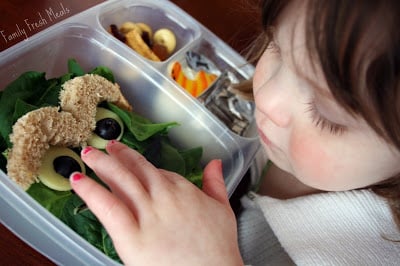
{"left": 258, "top": 128, "right": 273, "bottom": 147}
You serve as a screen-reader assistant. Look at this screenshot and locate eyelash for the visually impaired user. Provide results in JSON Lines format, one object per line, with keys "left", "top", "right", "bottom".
{"left": 306, "top": 102, "right": 347, "bottom": 135}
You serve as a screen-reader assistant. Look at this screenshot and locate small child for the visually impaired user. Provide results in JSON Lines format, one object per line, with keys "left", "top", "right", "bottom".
{"left": 70, "top": 0, "right": 400, "bottom": 265}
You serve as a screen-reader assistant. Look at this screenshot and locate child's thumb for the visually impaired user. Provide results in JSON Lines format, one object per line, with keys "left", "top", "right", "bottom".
{"left": 202, "top": 159, "right": 229, "bottom": 205}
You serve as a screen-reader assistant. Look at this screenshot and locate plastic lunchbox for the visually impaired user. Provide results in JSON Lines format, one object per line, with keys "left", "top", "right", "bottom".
{"left": 0, "top": 0, "right": 261, "bottom": 264}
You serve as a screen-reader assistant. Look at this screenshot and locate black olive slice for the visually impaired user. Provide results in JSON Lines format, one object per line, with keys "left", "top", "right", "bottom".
{"left": 88, "top": 107, "right": 124, "bottom": 149}
{"left": 53, "top": 156, "right": 82, "bottom": 178}
{"left": 94, "top": 118, "right": 122, "bottom": 140}
{"left": 38, "top": 146, "right": 85, "bottom": 191}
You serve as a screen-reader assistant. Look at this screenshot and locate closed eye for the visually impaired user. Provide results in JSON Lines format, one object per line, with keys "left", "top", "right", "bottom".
{"left": 306, "top": 101, "right": 347, "bottom": 135}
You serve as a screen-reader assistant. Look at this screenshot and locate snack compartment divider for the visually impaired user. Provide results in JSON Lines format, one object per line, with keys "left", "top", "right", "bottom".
{"left": 97, "top": 0, "right": 203, "bottom": 68}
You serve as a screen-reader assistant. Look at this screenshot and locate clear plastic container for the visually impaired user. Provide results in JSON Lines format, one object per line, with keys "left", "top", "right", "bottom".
{"left": 0, "top": 0, "right": 260, "bottom": 265}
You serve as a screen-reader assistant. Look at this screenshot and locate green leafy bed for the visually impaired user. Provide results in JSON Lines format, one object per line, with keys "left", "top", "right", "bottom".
{"left": 0, "top": 59, "right": 203, "bottom": 263}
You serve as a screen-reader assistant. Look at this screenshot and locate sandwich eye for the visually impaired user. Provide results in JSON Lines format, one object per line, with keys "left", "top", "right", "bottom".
{"left": 88, "top": 107, "right": 125, "bottom": 149}
{"left": 95, "top": 117, "right": 122, "bottom": 140}
{"left": 38, "top": 146, "right": 85, "bottom": 191}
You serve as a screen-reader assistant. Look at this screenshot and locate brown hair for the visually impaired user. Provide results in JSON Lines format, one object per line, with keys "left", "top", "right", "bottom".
{"left": 244, "top": 0, "right": 400, "bottom": 227}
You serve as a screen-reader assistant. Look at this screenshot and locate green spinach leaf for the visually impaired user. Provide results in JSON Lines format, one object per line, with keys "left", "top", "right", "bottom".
{"left": 59, "top": 194, "right": 121, "bottom": 262}
{"left": 12, "top": 99, "right": 38, "bottom": 125}
{"left": 120, "top": 130, "right": 151, "bottom": 153}
{"left": 90, "top": 66, "right": 115, "bottom": 83}
{"left": 107, "top": 102, "right": 178, "bottom": 141}
{"left": 35, "top": 78, "right": 63, "bottom": 107}
{"left": 102, "top": 227, "right": 122, "bottom": 263}
{"left": 0, "top": 139, "right": 6, "bottom": 172}
{"left": 67, "top": 58, "right": 85, "bottom": 77}
{"left": 0, "top": 71, "right": 48, "bottom": 146}
{"left": 148, "top": 137, "right": 186, "bottom": 176}
{"left": 60, "top": 195, "right": 103, "bottom": 248}
{"left": 27, "top": 182, "right": 73, "bottom": 218}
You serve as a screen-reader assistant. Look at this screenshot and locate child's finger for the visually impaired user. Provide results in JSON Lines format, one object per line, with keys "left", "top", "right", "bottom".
{"left": 80, "top": 146, "right": 152, "bottom": 216}
{"left": 105, "top": 140, "right": 173, "bottom": 195}
{"left": 201, "top": 159, "right": 230, "bottom": 206}
{"left": 69, "top": 172, "right": 139, "bottom": 242}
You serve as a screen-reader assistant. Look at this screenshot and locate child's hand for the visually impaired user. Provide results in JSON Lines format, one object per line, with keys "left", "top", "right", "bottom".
{"left": 70, "top": 140, "right": 243, "bottom": 266}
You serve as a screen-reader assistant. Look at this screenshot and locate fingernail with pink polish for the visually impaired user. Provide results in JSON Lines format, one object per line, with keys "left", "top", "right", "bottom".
{"left": 70, "top": 172, "right": 84, "bottom": 183}
{"left": 108, "top": 140, "right": 117, "bottom": 145}
{"left": 82, "top": 146, "right": 93, "bottom": 155}
{"left": 106, "top": 140, "right": 118, "bottom": 149}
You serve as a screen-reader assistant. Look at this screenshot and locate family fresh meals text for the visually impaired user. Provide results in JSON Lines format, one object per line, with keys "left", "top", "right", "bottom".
{"left": 1, "top": 2, "right": 71, "bottom": 44}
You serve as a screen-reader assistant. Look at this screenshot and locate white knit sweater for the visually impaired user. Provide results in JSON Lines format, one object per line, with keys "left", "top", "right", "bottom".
{"left": 252, "top": 189, "right": 400, "bottom": 265}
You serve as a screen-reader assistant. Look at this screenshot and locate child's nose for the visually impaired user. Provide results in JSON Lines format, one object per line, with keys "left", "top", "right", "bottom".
{"left": 255, "top": 76, "right": 293, "bottom": 128}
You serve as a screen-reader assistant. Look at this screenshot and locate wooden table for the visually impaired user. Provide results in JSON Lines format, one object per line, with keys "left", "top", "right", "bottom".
{"left": 0, "top": 0, "right": 260, "bottom": 264}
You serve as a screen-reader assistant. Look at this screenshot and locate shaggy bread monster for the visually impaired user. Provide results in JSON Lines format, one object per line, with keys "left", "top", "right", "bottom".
{"left": 7, "top": 74, "right": 132, "bottom": 190}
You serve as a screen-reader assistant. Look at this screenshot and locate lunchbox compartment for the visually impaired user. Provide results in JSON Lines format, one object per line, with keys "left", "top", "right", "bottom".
{"left": 0, "top": 1, "right": 261, "bottom": 265}
{"left": 98, "top": 1, "right": 201, "bottom": 62}
{"left": 165, "top": 39, "right": 248, "bottom": 93}
{"left": 163, "top": 38, "right": 256, "bottom": 137}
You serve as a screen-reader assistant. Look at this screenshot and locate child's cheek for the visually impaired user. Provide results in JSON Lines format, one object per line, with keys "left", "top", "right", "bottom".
{"left": 288, "top": 132, "right": 335, "bottom": 189}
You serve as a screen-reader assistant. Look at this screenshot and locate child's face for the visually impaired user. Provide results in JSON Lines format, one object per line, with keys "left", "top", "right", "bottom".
{"left": 253, "top": 0, "right": 400, "bottom": 191}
